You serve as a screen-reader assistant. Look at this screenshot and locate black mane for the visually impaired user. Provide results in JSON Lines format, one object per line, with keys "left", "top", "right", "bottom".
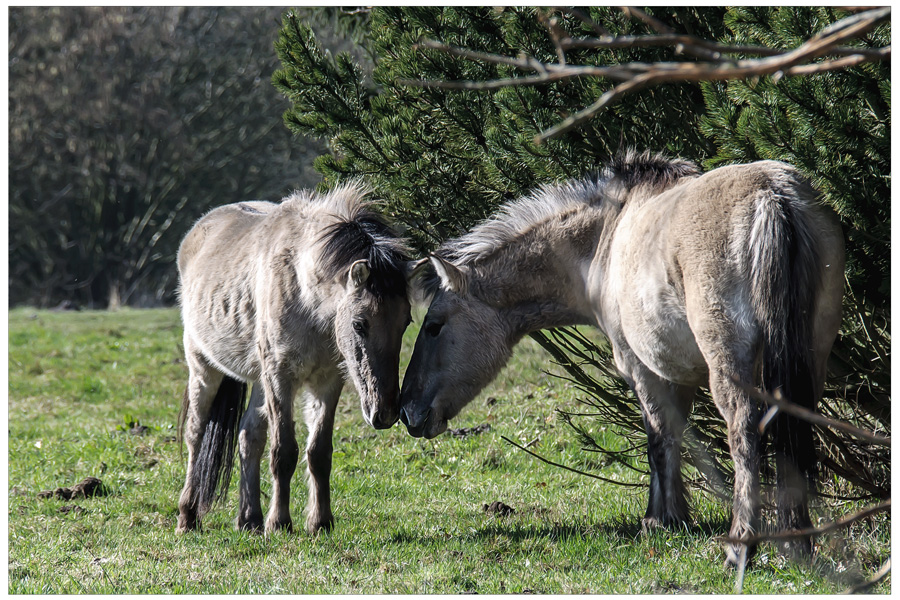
{"left": 604, "top": 150, "right": 700, "bottom": 193}
{"left": 319, "top": 212, "right": 410, "bottom": 298}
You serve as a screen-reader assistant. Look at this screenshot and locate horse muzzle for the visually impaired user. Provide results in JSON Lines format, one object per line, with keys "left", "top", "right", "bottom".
{"left": 400, "top": 404, "right": 448, "bottom": 439}
{"left": 399, "top": 404, "right": 431, "bottom": 438}
{"left": 364, "top": 388, "right": 401, "bottom": 430}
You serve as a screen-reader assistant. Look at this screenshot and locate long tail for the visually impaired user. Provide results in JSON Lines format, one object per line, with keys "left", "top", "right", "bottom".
{"left": 748, "top": 180, "right": 822, "bottom": 530}
{"left": 178, "top": 375, "right": 248, "bottom": 517}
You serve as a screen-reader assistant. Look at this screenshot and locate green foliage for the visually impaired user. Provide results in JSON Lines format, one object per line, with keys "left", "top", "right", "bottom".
{"left": 274, "top": 7, "right": 721, "bottom": 250}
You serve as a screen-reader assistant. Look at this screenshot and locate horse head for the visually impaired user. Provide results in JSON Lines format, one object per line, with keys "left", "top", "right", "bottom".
{"left": 400, "top": 255, "right": 516, "bottom": 438}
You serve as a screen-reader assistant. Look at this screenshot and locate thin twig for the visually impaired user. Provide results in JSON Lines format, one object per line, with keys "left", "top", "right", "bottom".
{"left": 732, "top": 377, "right": 892, "bottom": 448}
{"left": 500, "top": 435, "right": 647, "bottom": 488}
{"left": 555, "top": 6, "right": 609, "bottom": 37}
{"left": 716, "top": 499, "right": 890, "bottom": 546}
{"left": 734, "top": 543, "right": 749, "bottom": 593}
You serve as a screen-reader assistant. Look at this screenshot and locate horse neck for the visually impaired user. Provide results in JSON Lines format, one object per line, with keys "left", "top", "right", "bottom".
{"left": 470, "top": 206, "right": 609, "bottom": 336}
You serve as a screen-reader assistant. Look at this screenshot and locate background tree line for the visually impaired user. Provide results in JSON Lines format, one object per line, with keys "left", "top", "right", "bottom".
{"left": 8, "top": 7, "right": 328, "bottom": 308}
{"left": 273, "top": 7, "right": 889, "bottom": 499}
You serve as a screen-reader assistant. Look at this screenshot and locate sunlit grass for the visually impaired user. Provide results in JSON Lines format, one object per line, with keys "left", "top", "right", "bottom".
{"left": 8, "top": 308, "right": 889, "bottom": 593}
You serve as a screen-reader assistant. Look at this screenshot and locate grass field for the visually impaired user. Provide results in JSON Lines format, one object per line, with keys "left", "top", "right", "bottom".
{"left": 7, "top": 308, "right": 890, "bottom": 593}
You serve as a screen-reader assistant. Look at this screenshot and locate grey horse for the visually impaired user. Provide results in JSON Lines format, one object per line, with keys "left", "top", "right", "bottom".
{"left": 400, "top": 152, "right": 844, "bottom": 566}
{"left": 176, "top": 182, "right": 416, "bottom": 535}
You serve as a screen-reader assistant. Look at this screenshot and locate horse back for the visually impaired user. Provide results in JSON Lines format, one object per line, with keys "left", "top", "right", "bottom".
{"left": 177, "top": 201, "right": 276, "bottom": 277}
{"left": 664, "top": 160, "right": 842, "bottom": 294}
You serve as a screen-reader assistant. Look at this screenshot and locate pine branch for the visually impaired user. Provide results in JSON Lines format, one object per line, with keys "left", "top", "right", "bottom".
{"left": 500, "top": 435, "right": 647, "bottom": 489}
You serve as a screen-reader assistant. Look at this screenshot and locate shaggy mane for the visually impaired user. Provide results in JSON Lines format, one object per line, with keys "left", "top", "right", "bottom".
{"left": 604, "top": 149, "right": 700, "bottom": 194}
{"left": 296, "top": 181, "right": 411, "bottom": 298}
{"left": 438, "top": 175, "right": 608, "bottom": 268}
{"left": 422, "top": 152, "right": 700, "bottom": 296}
{"left": 441, "top": 152, "right": 699, "bottom": 267}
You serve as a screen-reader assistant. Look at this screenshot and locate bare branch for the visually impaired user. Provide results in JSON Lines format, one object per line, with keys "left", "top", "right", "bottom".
{"left": 732, "top": 377, "right": 892, "bottom": 448}
{"left": 554, "top": 6, "right": 609, "bottom": 37}
{"left": 500, "top": 435, "right": 647, "bottom": 488}
{"left": 403, "top": 7, "right": 890, "bottom": 143}
{"left": 538, "top": 9, "right": 569, "bottom": 66}
{"left": 619, "top": 6, "right": 674, "bottom": 35}
{"left": 716, "top": 499, "right": 890, "bottom": 546}
{"left": 843, "top": 556, "right": 891, "bottom": 594}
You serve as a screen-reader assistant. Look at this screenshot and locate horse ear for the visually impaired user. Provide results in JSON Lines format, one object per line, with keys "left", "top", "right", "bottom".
{"left": 403, "top": 257, "right": 430, "bottom": 281}
{"left": 348, "top": 259, "right": 371, "bottom": 289}
{"left": 430, "top": 254, "right": 468, "bottom": 295}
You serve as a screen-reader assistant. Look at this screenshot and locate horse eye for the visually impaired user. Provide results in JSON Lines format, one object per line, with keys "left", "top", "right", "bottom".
{"left": 424, "top": 321, "right": 443, "bottom": 337}
{"left": 353, "top": 320, "right": 369, "bottom": 337}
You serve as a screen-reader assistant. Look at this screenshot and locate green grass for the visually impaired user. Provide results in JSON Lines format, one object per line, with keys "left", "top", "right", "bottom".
{"left": 8, "top": 308, "right": 890, "bottom": 593}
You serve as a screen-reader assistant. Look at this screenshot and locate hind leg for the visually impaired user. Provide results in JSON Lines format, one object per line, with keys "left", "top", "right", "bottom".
{"left": 302, "top": 368, "right": 344, "bottom": 533}
{"left": 236, "top": 384, "right": 266, "bottom": 532}
{"left": 176, "top": 336, "right": 224, "bottom": 533}
{"left": 708, "top": 366, "right": 761, "bottom": 568}
{"left": 684, "top": 299, "right": 762, "bottom": 567}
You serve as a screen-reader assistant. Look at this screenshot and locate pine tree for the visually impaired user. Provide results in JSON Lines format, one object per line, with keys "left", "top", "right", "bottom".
{"left": 274, "top": 7, "right": 723, "bottom": 249}
{"left": 274, "top": 6, "right": 889, "bottom": 498}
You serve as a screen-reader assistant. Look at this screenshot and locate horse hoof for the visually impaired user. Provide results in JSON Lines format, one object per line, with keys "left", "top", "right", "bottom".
{"left": 264, "top": 517, "right": 293, "bottom": 535}
{"left": 724, "top": 542, "right": 756, "bottom": 570}
{"left": 306, "top": 515, "right": 335, "bottom": 535}
{"left": 780, "top": 538, "right": 814, "bottom": 563}
{"left": 641, "top": 517, "right": 662, "bottom": 533}
{"left": 176, "top": 514, "right": 200, "bottom": 534}
{"left": 236, "top": 516, "right": 264, "bottom": 534}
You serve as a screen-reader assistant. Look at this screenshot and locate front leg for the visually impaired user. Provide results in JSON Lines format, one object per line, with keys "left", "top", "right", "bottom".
{"left": 302, "top": 369, "right": 344, "bottom": 534}
{"left": 614, "top": 347, "right": 695, "bottom": 529}
{"left": 261, "top": 370, "right": 300, "bottom": 534}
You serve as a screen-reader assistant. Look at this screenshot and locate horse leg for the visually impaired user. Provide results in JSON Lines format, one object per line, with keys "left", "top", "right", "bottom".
{"left": 625, "top": 364, "right": 695, "bottom": 529}
{"left": 302, "top": 369, "right": 344, "bottom": 534}
{"left": 775, "top": 263, "right": 843, "bottom": 558}
{"left": 707, "top": 366, "right": 761, "bottom": 568}
{"left": 261, "top": 369, "right": 300, "bottom": 534}
{"left": 236, "top": 384, "right": 266, "bottom": 532}
{"left": 176, "top": 339, "right": 224, "bottom": 533}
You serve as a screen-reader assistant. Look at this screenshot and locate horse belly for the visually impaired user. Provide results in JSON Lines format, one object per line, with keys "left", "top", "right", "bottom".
{"left": 625, "top": 307, "right": 708, "bottom": 386}
{"left": 181, "top": 283, "right": 263, "bottom": 381}
{"left": 185, "top": 316, "right": 261, "bottom": 381}
{"left": 612, "top": 252, "right": 707, "bottom": 386}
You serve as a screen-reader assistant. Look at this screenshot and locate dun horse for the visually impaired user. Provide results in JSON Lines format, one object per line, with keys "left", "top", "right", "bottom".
{"left": 177, "top": 182, "right": 414, "bottom": 535}
{"left": 400, "top": 153, "right": 844, "bottom": 566}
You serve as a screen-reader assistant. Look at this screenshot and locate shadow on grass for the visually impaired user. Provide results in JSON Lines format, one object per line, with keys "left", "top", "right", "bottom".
{"left": 390, "top": 513, "right": 734, "bottom": 547}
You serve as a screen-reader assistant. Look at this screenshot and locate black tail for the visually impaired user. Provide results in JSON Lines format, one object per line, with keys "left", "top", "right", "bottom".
{"left": 180, "top": 376, "right": 248, "bottom": 517}
{"left": 749, "top": 181, "right": 822, "bottom": 543}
